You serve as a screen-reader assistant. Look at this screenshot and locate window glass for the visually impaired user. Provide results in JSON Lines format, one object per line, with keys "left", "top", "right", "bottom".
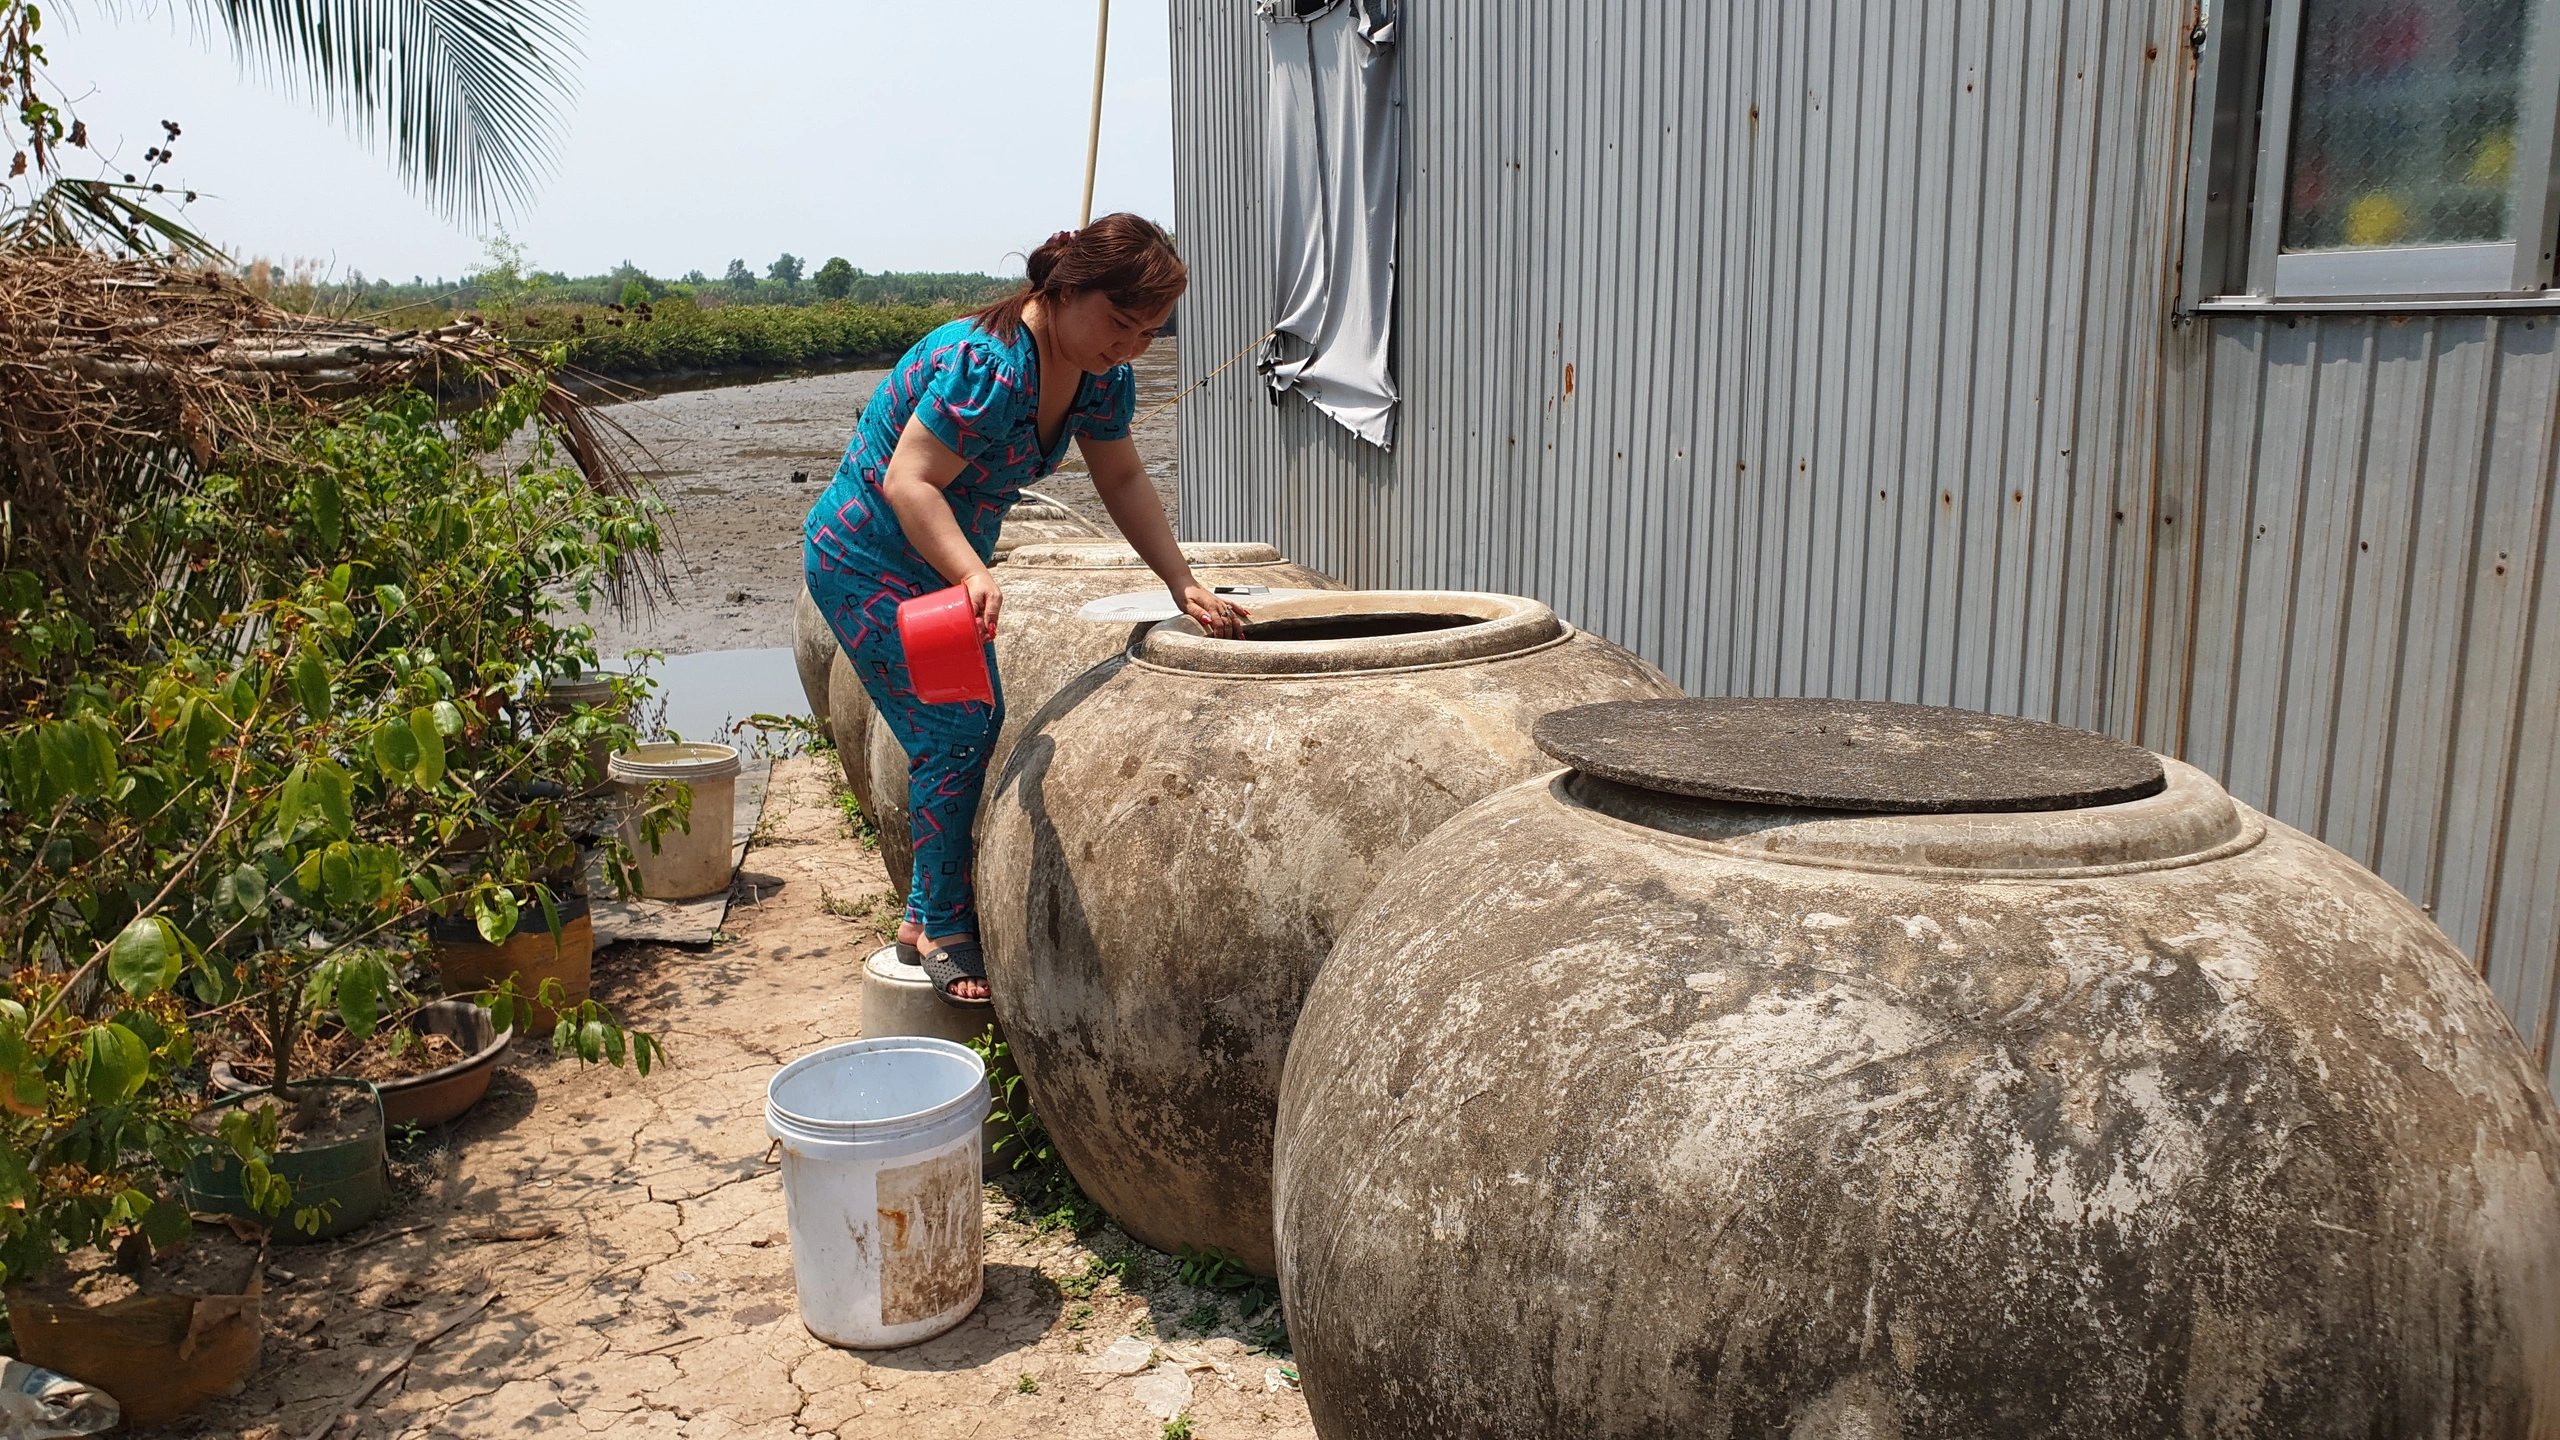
{"left": 2282, "top": 0, "right": 2534, "bottom": 251}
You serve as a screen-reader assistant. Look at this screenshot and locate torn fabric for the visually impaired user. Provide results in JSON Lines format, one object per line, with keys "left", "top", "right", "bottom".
{"left": 1259, "top": 0, "right": 1401, "bottom": 449}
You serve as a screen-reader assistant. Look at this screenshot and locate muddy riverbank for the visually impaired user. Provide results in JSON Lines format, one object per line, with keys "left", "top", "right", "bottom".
{"left": 586, "top": 339, "right": 1182, "bottom": 660}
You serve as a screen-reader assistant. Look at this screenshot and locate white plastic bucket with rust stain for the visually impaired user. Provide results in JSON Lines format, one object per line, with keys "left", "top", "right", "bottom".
{"left": 608, "top": 742, "right": 740, "bottom": 898}
{"left": 766, "top": 1036, "right": 989, "bottom": 1348}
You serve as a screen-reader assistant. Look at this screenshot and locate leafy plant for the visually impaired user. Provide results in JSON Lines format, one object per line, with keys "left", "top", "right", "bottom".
{"left": 967, "top": 1025, "right": 1100, "bottom": 1234}
{"left": 0, "top": 363, "right": 669, "bottom": 1281}
{"left": 1162, "top": 1415, "right": 1193, "bottom": 1439}
{"left": 479, "top": 978, "right": 664, "bottom": 1075}
{"left": 3, "top": 0, "right": 577, "bottom": 244}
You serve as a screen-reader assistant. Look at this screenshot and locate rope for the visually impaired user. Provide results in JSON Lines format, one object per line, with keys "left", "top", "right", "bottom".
{"left": 1132, "top": 327, "right": 1277, "bottom": 431}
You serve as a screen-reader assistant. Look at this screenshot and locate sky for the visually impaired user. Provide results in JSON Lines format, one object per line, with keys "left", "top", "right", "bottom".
{"left": 36, "top": 0, "right": 1177, "bottom": 283}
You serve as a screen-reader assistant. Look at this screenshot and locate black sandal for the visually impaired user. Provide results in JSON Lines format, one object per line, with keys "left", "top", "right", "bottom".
{"left": 920, "top": 940, "right": 992, "bottom": 1009}
{"left": 896, "top": 940, "right": 922, "bottom": 967}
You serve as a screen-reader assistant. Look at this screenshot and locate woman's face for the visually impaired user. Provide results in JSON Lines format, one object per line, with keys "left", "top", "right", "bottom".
{"left": 1046, "top": 287, "right": 1176, "bottom": 373}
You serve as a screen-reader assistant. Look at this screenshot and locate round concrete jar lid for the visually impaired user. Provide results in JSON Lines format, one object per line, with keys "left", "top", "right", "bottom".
{"left": 1534, "top": 697, "right": 2166, "bottom": 814}
{"left": 1005, "top": 541, "right": 1287, "bottom": 569}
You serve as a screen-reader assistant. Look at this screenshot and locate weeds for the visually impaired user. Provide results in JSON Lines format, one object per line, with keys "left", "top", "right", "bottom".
{"left": 1176, "top": 1243, "right": 1281, "bottom": 1315}
{"left": 1248, "top": 1307, "right": 1291, "bottom": 1354}
{"left": 1058, "top": 1255, "right": 1128, "bottom": 1300}
{"left": 1178, "top": 1300, "right": 1223, "bottom": 1336}
{"left": 1163, "top": 1416, "right": 1193, "bottom": 1439}
{"left": 1015, "top": 1373, "right": 1040, "bottom": 1395}
{"left": 1065, "top": 1303, "right": 1092, "bottom": 1331}
{"left": 968, "top": 1026, "right": 1103, "bottom": 1234}
{"left": 818, "top": 885, "right": 901, "bottom": 944}
{"left": 836, "top": 789, "right": 879, "bottom": 850}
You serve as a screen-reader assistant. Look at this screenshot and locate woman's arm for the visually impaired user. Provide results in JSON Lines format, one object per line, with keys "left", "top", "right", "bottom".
{"left": 880, "top": 415, "right": 1002, "bottom": 636}
{"left": 1079, "top": 433, "right": 1246, "bottom": 637}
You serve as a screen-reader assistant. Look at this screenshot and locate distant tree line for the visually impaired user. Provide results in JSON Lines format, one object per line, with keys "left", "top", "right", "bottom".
{"left": 271, "top": 248, "right": 1022, "bottom": 316}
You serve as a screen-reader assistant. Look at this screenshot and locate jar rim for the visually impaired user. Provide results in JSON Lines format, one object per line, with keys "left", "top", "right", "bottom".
{"left": 1139, "top": 590, "right": 1569, "bottom": 677}
{"left": 1556, "top": 757, "right": 2259, "bottom": 877}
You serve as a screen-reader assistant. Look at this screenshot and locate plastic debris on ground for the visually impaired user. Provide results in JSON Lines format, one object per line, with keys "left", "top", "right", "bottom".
{"left": 1131, "top": 1362, "right": 1194, "bottom": 1420}
{"left": 0, "top": 1358, "right": 119, "bottom": 1437}
{"left": 1080, "top": 1335, "right": 1157, "bottom": 1378}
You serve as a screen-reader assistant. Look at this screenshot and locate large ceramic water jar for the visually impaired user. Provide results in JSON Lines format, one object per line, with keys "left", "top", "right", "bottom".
{"left": 975, "top": 591, "right": 1683, "bottom": 1273}
{"left": 1275, "top": 697, "right": 2560, "bottom": 1437}
{"left": 868, "top": 541, "right": 1340, "bottom": 896}
{"left": 792, "top": 586, "right": 837, "bottom": 729}
{"left": 826, "top": 650, "right": 879, "bottom": 826}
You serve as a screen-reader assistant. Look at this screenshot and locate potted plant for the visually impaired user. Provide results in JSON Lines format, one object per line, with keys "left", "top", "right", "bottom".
{"left": 0, "top": 263, "right": 668, "bottom": 1423}
{"left": 0, "top": 916, "right": 270, "bottom": 1426}
{"left": 204, "top": 995, "right": 514, "bottom": 1131}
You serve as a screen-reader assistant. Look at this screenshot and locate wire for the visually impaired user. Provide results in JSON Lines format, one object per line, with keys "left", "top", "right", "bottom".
{"left": 1131, "top": 326, "right": 1277, "bottom": 431}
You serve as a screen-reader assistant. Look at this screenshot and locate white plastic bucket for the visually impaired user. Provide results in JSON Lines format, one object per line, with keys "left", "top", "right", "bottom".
{"left": 608, "top": 742, "right": 741, "bottom": 899}
{"left": 766, "top": 1037, "right": 989, "bottom": 1348}
{"left": 858, "top": 945, "right": 1011, "bottom": 1173}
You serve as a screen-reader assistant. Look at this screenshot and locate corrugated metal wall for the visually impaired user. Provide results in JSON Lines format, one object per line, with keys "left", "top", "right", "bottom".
{"left": 1167, "top": 1, "right": 2560, "bottom": 1090}
{"left": 2150, "top": 315, "right": 2560, "bottom": 1090}
{"left": 1170, "top": 0, "right": 2192, "bottom": 733}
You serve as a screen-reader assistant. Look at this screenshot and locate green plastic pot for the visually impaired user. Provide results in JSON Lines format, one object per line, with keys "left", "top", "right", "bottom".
{"left": 184, "top": 1078, "right": 388, "bottom": 1242}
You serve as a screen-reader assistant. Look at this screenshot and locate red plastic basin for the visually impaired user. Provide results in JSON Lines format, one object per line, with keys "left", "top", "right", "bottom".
{"left": 898, "top": 585, "right": 995, "bottom": 705}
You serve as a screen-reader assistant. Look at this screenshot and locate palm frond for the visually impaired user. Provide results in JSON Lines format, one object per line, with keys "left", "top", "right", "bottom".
{"left": 3, "top": 177, "right": 224, "bottom": 257}
{"left": 177, "top": 0, "right": 581, "bottom": 226}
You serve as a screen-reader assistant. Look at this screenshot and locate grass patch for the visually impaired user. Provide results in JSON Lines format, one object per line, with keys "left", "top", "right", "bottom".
{"left": 818, "top": 885, "right": 901, "bottom": 944}
{"left": 1058, "top": 1255, "right": 1129, "bottom": 1299}
{"left": 837, "top": 790, "right": 879, "bottom": 851}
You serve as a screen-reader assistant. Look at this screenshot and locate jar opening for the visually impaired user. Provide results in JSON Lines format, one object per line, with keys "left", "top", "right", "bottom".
{"left": 1139, "top": 590, "right": 1567, "bottom": 677}
{"left": 1240, "top": 612, "right": 1481, "bottom": 643}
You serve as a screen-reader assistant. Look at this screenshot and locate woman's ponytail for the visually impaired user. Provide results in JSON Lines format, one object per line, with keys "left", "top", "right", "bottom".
{"left": 971, "top": 214, "right": 1187, "bottom": 341}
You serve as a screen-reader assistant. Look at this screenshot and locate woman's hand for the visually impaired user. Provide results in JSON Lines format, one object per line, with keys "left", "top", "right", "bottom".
{"left": 963, "top": 569, "right": 1004, "bottom": 641}
{"left": 1177, "top": 579, "right": 1248, "bottom": 638}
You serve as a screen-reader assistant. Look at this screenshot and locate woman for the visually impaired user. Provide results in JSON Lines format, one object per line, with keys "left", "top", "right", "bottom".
{"left": 803, "top": 213, "right": 1242, "bottom": 1007}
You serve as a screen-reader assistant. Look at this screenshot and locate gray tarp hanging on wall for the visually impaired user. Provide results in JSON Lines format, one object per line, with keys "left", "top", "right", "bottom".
{"left": 1258, "top": 0, "right": 1400, "bottom": 449}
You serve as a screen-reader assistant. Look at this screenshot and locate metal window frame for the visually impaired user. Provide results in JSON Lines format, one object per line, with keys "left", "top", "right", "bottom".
{"left": 2180, "top": 0, "right": 2560, "bottom": 310}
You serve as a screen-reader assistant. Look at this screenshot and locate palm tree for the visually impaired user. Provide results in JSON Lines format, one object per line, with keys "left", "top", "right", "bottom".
{"left": 4, "top": 0, "right": 581, "bottom": 251}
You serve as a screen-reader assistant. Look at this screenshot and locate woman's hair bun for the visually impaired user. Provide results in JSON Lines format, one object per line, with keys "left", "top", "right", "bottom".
{"left": 1026, "top": 230, "right": 1077, "bottom": 287}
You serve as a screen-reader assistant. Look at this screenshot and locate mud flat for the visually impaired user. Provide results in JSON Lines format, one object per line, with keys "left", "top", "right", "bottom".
{"left": 588, "top": 340, "right": 1182, "bottom": 662}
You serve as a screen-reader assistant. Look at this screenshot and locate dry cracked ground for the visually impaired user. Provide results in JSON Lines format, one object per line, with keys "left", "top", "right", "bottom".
{"left": 162, "top": 755, "right": 1313, "bottom": 1440}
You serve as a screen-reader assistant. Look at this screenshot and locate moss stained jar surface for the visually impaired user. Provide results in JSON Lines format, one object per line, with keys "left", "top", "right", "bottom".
{"left": 1275, "top": 698, "right": 2560, "bottom": 1439}
{"left": 976, "top": 591, "right": 1682, "bottom": 1274}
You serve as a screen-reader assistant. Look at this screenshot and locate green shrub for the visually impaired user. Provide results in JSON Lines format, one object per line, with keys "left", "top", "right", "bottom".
{"left": 0, "top": 367, "right": 668, "bottom": 1281}
{"left": 498, "top": 298, "right": 958, "bottom": 379}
